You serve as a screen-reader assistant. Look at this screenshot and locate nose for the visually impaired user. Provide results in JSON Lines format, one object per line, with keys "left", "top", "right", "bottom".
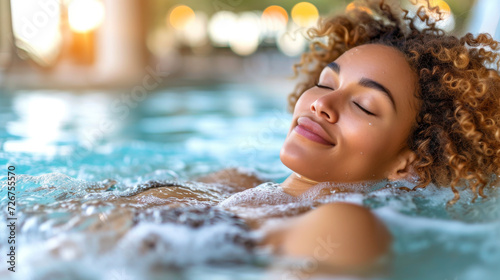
{"left": 310, "top": 94, "right": 339, "bottom": 123}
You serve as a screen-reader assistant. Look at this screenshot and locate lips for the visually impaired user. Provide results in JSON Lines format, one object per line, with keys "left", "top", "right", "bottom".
{"left": 294, "top": 117, "right": 335, "bottom": 146}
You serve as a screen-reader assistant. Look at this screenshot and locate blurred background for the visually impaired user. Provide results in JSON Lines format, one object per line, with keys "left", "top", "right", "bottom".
{"left": 0, "top": 0, "right": 495, "bottom": 90}
{"left": 0, "top": 0, "right": 498, "bottom": 175}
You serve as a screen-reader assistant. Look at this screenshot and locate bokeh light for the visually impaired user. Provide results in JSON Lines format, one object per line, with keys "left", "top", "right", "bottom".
{"left": 345, "top": 2, "right": 373, "bottom": 14}
{"left": 425, "top": 0, "right": 451, "bottom": 14}
{"left": 208, "top": 11, "right": 237, "bottom": 47}
{"left": 147, "top": 27, "right": 176, "bottom": 57}
{"left": 277, "top": 28, "right": 307, "bottom": 57}
{"left": 181, "top": 11, "right": 208, "bottom": 48}
{"left": 168, "top": 5, "right": 196, "bottom": 30}
{"left": 406, "top": 0, "right": 454, "bottom": 32}
{"left": 413, "top": 0, "right": 452, "bottom": 18}
{"left": 261, "top": 5, "right": 288, "bottom": 31}
{"left": 68, "top": 0, "right": 105, "bottom": 33}
{"left": 291, "top": 2, "right": 319, "bottom": 27}
{"left": 229, "top": 12, "right": 261, "bottom": 56}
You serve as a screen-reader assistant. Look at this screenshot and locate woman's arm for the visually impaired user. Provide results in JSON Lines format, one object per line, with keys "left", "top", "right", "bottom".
{"left": 195, "top": 167, "right": 267, "bottom": 192}
{"left": 263, "top": 202, "right": 392, "bottom": 271}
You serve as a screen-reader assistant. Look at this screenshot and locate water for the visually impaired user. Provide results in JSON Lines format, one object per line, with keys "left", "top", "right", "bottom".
{"left": 0, "top": 84, "right": 499, "bottom": 280}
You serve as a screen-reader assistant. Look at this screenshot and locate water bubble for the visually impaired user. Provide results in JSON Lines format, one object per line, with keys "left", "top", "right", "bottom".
{"left": 84, "top": 205, "right": 97, "bottom": 215}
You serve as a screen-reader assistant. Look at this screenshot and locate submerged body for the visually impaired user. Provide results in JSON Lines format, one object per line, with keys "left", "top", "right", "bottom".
{"left": 75, "top": 166, "right": 392, "bottom": 273}
{"left": 28, "top": 165, "right": 390, "bottom": 275}
{"left": 201, "top": 168, "right": 392, "bottom": 269}
{"left": 7, "top": 158, "right": 500, "bottom": 279}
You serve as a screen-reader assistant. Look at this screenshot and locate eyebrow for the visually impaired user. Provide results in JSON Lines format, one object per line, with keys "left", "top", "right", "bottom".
{"left": 358, "top": 78, "right": 397, "bottom": 112}
{"left": 327, "top": 62, "right": 340, "bottom": 74}
{"left": 326, "top": 62, "right": 397, "bottom": 112}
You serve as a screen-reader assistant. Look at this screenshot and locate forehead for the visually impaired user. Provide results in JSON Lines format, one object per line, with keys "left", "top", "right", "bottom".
{"left": 336, "top": 44, "right": 409, "bottom": 71}
{"left": 332, "top": 44, "right": 418, "bottom": 112}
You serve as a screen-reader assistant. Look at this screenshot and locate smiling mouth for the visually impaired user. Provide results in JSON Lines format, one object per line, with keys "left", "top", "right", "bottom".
{"left": 293, "top": 117, "right": 335, "bottom": 146}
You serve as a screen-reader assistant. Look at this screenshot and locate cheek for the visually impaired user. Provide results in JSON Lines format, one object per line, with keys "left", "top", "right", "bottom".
{"left": 287, "top": 94, "right": 313, "bottom": 132}
{"left": 293, "top": 91, "right": 316, "bottom": 113}
{"left": 342, "top": 124, "right": 391, "bottom": 158}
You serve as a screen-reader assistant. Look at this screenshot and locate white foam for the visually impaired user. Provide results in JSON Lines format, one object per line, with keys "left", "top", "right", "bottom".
{"left": 219, "top": 182, "right": 295, "bottom": 208}
{"left": 115, "top": 221, "right": 254, "bottom": 267}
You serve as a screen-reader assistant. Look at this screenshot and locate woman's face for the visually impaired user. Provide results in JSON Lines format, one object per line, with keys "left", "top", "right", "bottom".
{"left": 280, "top": 44, "right": 419, "bottom": 183}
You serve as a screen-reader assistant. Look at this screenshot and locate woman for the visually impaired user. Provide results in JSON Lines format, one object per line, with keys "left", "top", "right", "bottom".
{"left": 200, "top": 0, "right": 500, "bottom": 271}
{"left": 80, "top": 0, "right": 499, "bottom": 275}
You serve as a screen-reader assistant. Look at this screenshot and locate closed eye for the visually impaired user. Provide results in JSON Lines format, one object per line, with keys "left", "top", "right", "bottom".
{"left": 353, "top": 102, "right": 375, "bottom": 116}
{"left": 315, "top": 83, "right": 334, "bottom": 90}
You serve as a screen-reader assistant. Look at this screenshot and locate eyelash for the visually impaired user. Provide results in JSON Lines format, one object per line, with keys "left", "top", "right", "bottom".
{"left": 354, "top": 102, "right": 375, "bottom": 116}
{"left": 315, "top": 83, "right": 375, "bottom": 116}
{"left": 315, "top": 83, "right": 334, "bottom": 90}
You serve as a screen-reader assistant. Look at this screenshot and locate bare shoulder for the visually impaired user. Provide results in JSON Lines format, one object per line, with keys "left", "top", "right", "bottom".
{"left": 195, "top": 167, "right": 266, "bottom": 192}
{"left": 279, "top": 202, "right": 392, "bottom": 268}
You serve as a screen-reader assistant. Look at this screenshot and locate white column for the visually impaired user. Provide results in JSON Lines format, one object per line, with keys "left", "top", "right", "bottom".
{"left": 94, "top": 0, "right": 147, "bottom": 85}
{"left": 0, "top": 0, "right": 13, "bottom": 75}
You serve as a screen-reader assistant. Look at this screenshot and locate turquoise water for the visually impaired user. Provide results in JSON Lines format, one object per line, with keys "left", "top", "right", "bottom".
{"left": 0, "top": 85, "right": 499, "bottom": 280}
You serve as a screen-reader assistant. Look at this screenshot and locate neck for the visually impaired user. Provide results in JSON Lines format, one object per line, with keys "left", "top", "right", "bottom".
{"left": 281, "top": 172, "right": 320, "bottom": 197}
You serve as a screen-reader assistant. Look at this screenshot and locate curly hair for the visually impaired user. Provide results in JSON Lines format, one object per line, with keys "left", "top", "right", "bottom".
{"left": 288, "top": 0, "right": 500, "bottom": 204}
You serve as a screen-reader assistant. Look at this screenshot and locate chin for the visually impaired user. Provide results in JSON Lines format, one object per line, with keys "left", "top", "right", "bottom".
{"left": 280, "top": 151, "right": 320, "bottom": 181}
{"left": 281, "top": 140, "right": 313, "bottom": 172}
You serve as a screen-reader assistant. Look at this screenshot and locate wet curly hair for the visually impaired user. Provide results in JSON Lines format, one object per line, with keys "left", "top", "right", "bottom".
{"left": 288, "top": 0, "right": 500, "bottom": 203}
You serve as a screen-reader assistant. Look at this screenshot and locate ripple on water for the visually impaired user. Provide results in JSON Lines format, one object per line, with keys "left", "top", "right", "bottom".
{"left": 4, "top": 172, "right": 500, "bottom": 280}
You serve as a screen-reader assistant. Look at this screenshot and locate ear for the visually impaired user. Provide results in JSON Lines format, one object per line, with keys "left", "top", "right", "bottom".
{"left": 386, "top": 149, "right": 417, "bottom": 181}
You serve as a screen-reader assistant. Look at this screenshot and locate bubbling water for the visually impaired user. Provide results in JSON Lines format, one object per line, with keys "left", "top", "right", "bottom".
{"left": 2, "top": 171, "right": 500, "bottom": 280}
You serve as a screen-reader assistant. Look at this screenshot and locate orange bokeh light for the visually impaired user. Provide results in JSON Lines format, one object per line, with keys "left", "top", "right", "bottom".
{"left": 345, "top": 2, "right": 373, "bottom": 14}
{"left": 262, "top": 5, "right": 288, "bottom": 23}
{"left": 262, "top": 5, "right": 288, "bottom": 31}
{"left": 168, "top": 5, "right": 196, "bottom": 30}
{"left": 291, "top": 2, "right": 319, "bottom": 27}
{"left": 413, "top": 0, "right": 451, "bottom": 14}
{"left": 425, "top": 0, "right": 451, "bottom": 13}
